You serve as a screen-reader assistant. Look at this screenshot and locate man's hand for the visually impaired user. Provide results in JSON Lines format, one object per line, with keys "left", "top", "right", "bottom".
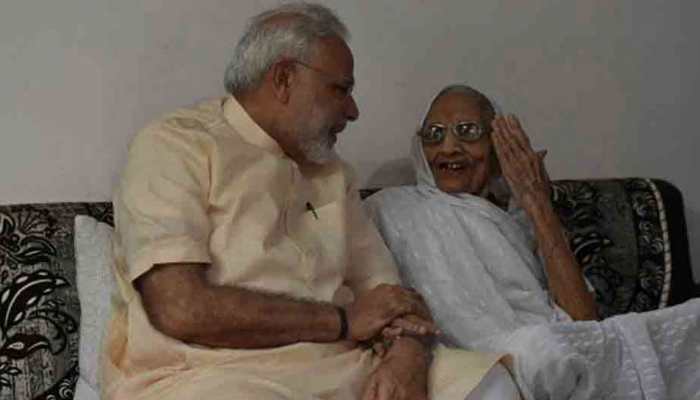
{"left": 491, "top": 114, "right": 551, "bottom": 212}
{"left": 346, "top": 284, "right": 438, "bottom": 341}
{"left": 362, "top": 337, "right": 430, "bottom": 400}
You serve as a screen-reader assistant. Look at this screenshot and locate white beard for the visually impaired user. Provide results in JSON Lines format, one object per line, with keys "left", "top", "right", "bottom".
{"left": 296, "top": 105, "right": 337, "bottom": 164}
{"left": 299, "top": 131, "right": 336, "bottom": 164}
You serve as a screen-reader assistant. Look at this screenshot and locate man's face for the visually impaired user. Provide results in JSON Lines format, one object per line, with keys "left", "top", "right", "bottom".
{"left": 287, "top": 37, "right": 359, "bottom": 165}
{"left": 421, "top": 93, "right": 494, "bottom": 194}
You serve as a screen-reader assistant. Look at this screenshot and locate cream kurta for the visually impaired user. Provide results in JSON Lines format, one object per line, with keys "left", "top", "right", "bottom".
{"left": 103, "top": 96, "right": 502, "bottom": 400}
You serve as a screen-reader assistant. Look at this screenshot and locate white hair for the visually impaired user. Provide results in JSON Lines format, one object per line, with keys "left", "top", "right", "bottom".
{"left": 224, "top": 2, "right": 349, "bottom": 95}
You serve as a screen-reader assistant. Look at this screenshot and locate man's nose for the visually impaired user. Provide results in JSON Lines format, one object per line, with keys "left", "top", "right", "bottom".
{"left": 345, "top": 95, "right": 359, "bottom": 121}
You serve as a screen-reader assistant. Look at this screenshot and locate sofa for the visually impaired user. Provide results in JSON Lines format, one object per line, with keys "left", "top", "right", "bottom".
{"left": 0, "top": 177, "right": 697, "bottom": 399}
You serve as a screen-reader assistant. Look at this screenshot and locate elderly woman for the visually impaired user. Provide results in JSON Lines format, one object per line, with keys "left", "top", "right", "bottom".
{"left": 365, "top": 85, "right": 700, "bottom": 400}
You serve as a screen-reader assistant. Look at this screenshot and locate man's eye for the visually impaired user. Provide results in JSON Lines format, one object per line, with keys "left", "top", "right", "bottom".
{"left": 334, "top": 84, "right": 352, "bottom": 97}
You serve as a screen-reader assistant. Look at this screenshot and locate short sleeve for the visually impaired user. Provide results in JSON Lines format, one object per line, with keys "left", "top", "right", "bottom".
{"left": 342, "top": 167, "right": 401, "bottom": 293}
{"left": 114, "top": 121, "right": 213, "bottom": 281}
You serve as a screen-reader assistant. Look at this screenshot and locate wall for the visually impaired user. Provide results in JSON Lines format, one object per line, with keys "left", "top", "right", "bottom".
{"left": 1, "top": 0, "right": 698, "bottom": 279}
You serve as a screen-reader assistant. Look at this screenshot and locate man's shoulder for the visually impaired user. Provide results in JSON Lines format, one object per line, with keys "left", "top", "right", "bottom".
{"left": 146, "top": 97, "right": 227, "bottom": 136}
{"left": 133, "top": 97, "right": 249, "bottom": 153}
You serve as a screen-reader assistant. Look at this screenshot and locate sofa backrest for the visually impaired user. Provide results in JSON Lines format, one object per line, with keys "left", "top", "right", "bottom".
{"left": 0, "top": 178, "right": 695, "bottom": 399}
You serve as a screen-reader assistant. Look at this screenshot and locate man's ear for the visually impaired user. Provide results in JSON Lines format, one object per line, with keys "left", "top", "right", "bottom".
{"left": 269, "top": 60, "right": 294, "bottom": 104}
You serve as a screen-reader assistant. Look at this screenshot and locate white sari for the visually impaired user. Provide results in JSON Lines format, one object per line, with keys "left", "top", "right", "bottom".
{"left": 364, "top": 137, "right": 700, "bottom": 400}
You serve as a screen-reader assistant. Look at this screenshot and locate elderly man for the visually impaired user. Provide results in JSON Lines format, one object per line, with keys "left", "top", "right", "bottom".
{"left": 104, "top": 3, "right": 515, "bottom": 399}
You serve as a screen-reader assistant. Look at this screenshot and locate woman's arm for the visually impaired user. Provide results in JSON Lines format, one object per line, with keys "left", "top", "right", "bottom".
{"left": 523, "top": 197, "right": 598, "bottom": 320}
{"left": 491, "top": 115, "right": 598, "bottom": 321}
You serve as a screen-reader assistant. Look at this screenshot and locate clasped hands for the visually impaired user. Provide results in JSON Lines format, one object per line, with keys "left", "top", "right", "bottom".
{"left": 346, "top": 283, "right": 438, "bottom": 344}
{"left": 346, "top": 284, "right": 437, "bottom": 400}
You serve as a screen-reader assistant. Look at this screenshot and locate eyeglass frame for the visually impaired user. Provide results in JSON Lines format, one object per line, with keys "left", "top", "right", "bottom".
{"left": 289, "top": 60, "right": 355, "bottom": 99}
{"left": 417, "top": 121, "right": 492, "bottom": 145}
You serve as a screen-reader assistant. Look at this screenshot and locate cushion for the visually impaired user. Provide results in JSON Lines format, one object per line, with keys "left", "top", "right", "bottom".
{"left": 550, "top": 178, "right": 691, "bottom": 317}
{"left": 74, "top": 215, "right": 116, "bottom": 399}
{"left": 0, "top": 204, "right": 81, "bottom": 399}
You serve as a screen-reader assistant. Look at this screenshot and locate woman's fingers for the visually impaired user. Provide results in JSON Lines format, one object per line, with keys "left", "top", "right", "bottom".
{"left": 504, "top": 114, "right": 532, "bottom": 154}
{"left": 495, "top": 114, "right": 531, "bottom": 156}
{"left": 506, "top": 114, "right": 524, "bottom": 134}
{"left": 391, "top": 315, "right": 440, "bottom": 336}
{"left": 492, "top": 118, "right": 518, "bottom": 175}
{"left": 495, "top": 115, "right": 544, "bottom": 173}
{"left": 382, "top": 326, "right": 403, "bottom": 338}
{"left": 491, "top": 118, "right": 509, "bottom": 158}
{"left": 495, "top": 116, "right": 520, "bottom": 152}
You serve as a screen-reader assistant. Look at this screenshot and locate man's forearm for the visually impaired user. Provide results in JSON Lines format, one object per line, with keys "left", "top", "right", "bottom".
{"left": 138, "top": 264, "right": 343, "bottom": 349}
{"left": 190, "top": 285, "right": 343, "bottom": 348}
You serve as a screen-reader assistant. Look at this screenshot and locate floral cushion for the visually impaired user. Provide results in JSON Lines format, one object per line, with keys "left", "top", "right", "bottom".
{"left": 551, "top": 178, "right": 696, "bottom": 317}
{"left": 0, "top": 203, "right": 111, "bottom": 400}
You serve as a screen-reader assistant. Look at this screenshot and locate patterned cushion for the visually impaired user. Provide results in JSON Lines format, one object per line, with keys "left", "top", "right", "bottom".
{"left": 551, "top": 178, "right": 696, "bottom": 317}
{"left": 0, "top": 203, "right": 111, "bottom": 400}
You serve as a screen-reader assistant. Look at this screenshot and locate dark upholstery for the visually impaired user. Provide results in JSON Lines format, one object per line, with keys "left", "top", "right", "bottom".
{"left": 0, "top": 203, "right": 111, "bottom": 400}
{"left": 549, "top": 178, "right": 696, "bottom": 317}
{"left": 0, "top": 178, "right": 696, "bottom": 399}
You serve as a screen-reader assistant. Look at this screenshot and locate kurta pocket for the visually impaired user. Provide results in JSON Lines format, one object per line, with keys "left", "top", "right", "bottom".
{"left": 286, "top": 198, "right": 350, "bottom": 301}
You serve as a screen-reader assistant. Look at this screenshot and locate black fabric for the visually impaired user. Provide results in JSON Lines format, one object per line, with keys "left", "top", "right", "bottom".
{"left": 0, "top": 203, "right": 111, "bottom": 400}
{"left": 653, "top": 180, "right": 699, "bottom": 305}
{"left": 552, "top": 179, "right": 660, "bottom": 317}
{"left": 551, "top": 178, "right": 697, "bottom": 316}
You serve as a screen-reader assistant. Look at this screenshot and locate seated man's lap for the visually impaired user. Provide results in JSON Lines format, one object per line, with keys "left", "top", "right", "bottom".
{"left": 127, "top": 346, "right": 514, "bottom": 400}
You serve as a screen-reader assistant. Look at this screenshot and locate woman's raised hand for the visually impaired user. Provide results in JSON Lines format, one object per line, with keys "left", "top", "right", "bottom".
{"left": 491, "top": 115, "right": 551, "bottom": 211}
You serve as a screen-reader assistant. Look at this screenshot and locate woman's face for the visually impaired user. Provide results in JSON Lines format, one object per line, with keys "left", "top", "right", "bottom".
{"left": 421, "top": 92, "right": 494, "bottom": 194}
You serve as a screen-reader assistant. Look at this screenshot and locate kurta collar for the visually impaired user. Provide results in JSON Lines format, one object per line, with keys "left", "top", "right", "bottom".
{"left": 223, "top": 95, "right": 284, "bottom": 156}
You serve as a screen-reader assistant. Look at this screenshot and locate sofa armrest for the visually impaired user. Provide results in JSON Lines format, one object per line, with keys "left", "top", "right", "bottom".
{"left": 551, "top": 178, "right": 696, "bottom": 317}
{"left": 653, "top": 180, "right": 699, "bottom": 305}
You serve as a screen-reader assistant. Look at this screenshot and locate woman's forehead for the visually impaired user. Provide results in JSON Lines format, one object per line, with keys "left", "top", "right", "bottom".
{"left": 425, "top": 93, "right": 482, "bottom": 123}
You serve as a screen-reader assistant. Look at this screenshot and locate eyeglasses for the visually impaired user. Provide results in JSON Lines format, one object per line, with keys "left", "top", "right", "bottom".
{"left": 418, "top": 122, "right": 489, "bottom": 144}
{"left": 292, "top": 60, "right": 355, "bottom": 98}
